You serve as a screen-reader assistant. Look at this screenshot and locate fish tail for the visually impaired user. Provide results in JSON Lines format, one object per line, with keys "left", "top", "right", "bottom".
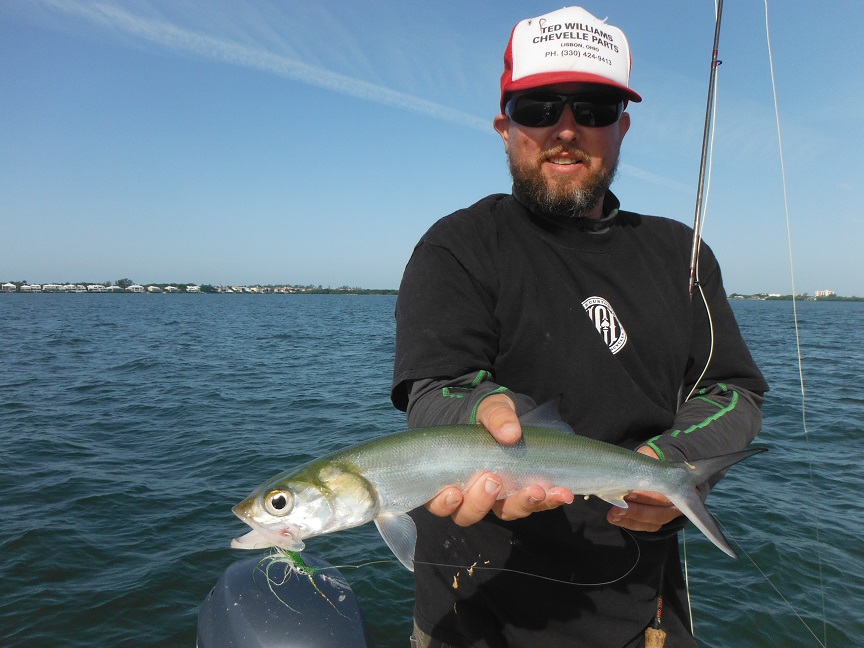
{"left": 686, "top": 447, "right": 767, "bottom": 485}
{"left": 668, "top": 447, "right": 767, "bottom": 559}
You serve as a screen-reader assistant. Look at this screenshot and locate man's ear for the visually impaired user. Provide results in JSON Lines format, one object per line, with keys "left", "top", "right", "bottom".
{"left": 493, "top": 113, "right": 511, "bottom": 152}
{"left": 617, "top": 111, "right": 631, "bottom": 142}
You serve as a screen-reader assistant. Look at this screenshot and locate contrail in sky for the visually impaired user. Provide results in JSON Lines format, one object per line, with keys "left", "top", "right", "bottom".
{"left": 619, "top": 164, "right": 691, "bottom": 193}
{"left": 41, "top": 0, "right": 491, "bottom": 133}
{"left": 40, "top": 0, "right": 688, "bottom": 192}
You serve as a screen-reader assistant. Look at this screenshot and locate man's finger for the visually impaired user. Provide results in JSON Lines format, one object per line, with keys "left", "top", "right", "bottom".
{"left": 476, "top": 394, "right": 521, "bottom": 444}
{"left": 493, "top": 485, "right": 575, "bottom": 521}
{"left": 426, "top": 486, "right": 464, "bottom": 518}
{"left": 607, "top": 498, "right": 682, "bottom": 531}
{"left": 625, "top": 490, "right": 674, "bottom": 507}
{"left": 450, "top": 472, "right": 502, "bottom": 527}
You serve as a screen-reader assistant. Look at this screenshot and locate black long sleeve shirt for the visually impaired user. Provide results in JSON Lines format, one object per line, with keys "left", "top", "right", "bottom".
{"left": 391, "top": 191, "right": 768, "bottom": 648}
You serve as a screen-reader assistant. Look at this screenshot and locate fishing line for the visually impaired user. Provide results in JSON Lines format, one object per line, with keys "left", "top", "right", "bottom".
{"left": 255, "top": 551, "right": 354, "bottom": 619}
{"left": 268, "top": 529, "right": 642, "bottom": 590}
{"left": 718, "top": 519, "right": 827, "bottom": 648}
{"left": 271, "top": 555, "right": 397, "bottom": 575}
{"left": 415, "top": 528, "right": 642, "bottom": 588}
{"left": 685, "top": 2, "right": 828, "bottom": 643}
{"left": 762, "top": 1, "right": 828, "bottom": 644}
{"left": 413, "top": 559, "right": 638, "bottom": 588}
{"left": 681, "top": 529, "right": 694, "bottom": 635}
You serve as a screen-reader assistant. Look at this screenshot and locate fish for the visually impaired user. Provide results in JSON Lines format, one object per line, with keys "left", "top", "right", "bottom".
{"left": 231, "top": 402, "right": 765, "bottom": 570}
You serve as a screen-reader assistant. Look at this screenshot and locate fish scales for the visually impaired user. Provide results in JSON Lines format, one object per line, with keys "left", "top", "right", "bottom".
{"left": 232, "top": 410, "right": 764, "bottom": 570}
{"left": 337, "top": 426, "right": 678, "bottom": 510}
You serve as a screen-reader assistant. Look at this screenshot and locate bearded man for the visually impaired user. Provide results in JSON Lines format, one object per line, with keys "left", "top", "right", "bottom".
{"left": 391, "top": 6, "right": 768, "bottom": 647}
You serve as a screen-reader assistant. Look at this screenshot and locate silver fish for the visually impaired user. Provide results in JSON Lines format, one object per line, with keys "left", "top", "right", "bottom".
{"left": 232, "top": 403, "right": 764, "bottom": 570}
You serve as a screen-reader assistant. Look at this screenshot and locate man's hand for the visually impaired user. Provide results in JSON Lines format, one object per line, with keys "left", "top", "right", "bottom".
{"left": 425, "top": 393, "right": 574, "bottom": 526}
{"left": 606, "top": 446, "right": 684, "bottom": 531}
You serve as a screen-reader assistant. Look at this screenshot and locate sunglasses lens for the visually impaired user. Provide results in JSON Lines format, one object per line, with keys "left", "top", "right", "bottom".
{"left": 508, "top": 95, "right": 564, "bottom": 127}
{"left": 570, "top": 101, "right": 623, "bottom": 127}
{"left": 508, "top": 94, "right": 623, "bottom": 128}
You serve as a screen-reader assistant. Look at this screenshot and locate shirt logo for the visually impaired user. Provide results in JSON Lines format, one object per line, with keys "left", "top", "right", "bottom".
{"left": 581, "top": 296, "right": 627, "bottom": 354}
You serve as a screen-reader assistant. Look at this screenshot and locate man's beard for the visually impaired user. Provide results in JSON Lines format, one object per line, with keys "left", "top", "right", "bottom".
{"left": 510, "top": 146, "right": 618, "bottom": 220}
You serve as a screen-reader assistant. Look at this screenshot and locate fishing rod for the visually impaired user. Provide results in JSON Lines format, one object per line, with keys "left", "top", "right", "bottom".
{"left": 675, "top": 4, "right": 726, "bottom": 642}
{"left": 681, "top": 0, "right": 723, "bottom": 408}
{"left": 688, "top": 0, "right": 724, "bottom": 297}
{"left": 683, "top": 3, "right": 830, "bottom": 645}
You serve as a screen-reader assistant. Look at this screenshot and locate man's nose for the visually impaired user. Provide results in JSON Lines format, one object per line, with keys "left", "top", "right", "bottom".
{"left": 553, "top": 105, "right": 580, "bottom": 142}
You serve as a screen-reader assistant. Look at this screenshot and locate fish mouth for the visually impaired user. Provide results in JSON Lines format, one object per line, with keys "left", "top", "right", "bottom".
{"left": 231, "top": 502, "right": 304, "bottom": 551}
{"left": 230, "top": 528, "right": 305, "bottom": 551}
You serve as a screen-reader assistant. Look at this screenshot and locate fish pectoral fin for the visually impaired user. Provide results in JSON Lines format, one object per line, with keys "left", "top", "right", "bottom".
{"left": 594, "top": 493, "right": 630, "bottom": 508}
{"left": 375, "top": 512, "right": 417, "bottom": 572}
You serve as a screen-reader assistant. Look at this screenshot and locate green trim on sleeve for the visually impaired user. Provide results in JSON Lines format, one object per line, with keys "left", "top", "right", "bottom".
{"left": 669, "top": 390, "right": 740, "bottom": 438}
{"left": 471, "top": 370, "right": 493, "bottom": 387}
{"left": 696, "top": 383, "right": 728, "bottom": 397}
{"left": 691, "top": 395, "right": 723, "bottom": 409}
{"left": 441, "top": 387, "right": 468, "bottom": 399}
{"left": 469, "top": 386, "right": 509, "bottom": 424}
{"left": 646, "top": 387, "right": 740, "bottom": 457}
{"left": 645, "top": 440, "right": 666, "bottom": 461}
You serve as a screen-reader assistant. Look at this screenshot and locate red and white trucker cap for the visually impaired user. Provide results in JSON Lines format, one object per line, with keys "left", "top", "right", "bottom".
{"left": 500, "top": 6, "right": 642, "bottom": 113}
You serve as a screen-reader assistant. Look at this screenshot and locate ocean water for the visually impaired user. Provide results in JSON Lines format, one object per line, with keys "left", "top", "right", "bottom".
{"left": 0, "top": 294, "right": 861, "bottom": 647}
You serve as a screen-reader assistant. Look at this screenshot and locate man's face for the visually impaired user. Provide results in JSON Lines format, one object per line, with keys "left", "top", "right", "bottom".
{"left": 493, "top": 83, "right": 630, "bottom": 220}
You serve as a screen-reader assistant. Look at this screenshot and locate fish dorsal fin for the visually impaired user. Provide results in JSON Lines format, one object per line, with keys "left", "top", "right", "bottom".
{"left": 518, "top": 399, "right": 575, "bottom": 434}
{"left": 375, "top": 512, "right": 417, "bottom": 572}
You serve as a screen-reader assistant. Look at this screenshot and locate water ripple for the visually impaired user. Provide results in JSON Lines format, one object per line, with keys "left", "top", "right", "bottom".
{"left": 0, "top": 296, "right": 860, "bottom": 646}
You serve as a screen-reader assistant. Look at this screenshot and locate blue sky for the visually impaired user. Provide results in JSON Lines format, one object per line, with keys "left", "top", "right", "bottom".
{"left": 2, "top": 0, "right": 862, "bottom": 294}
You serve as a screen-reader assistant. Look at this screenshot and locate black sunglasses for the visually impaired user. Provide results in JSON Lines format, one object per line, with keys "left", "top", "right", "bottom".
{"left": 506, "top": 92, "right": 624, "bottom": 128}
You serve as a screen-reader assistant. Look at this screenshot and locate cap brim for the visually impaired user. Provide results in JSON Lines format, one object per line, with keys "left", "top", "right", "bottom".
{"left": 501, "top": 71, "right": 642, "bottom": 112}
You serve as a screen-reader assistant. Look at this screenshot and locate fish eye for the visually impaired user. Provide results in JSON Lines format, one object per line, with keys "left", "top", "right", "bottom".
{"left": 263, "top": 489, "right": 293, "bottom": 516}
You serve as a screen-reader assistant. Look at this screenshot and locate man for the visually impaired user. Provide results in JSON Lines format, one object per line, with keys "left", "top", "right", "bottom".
{"left": 391, "top": 6, "right": 768, "bottom": 647}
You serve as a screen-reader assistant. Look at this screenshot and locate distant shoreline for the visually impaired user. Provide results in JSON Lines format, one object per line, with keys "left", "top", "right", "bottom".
{"left": 729, "top": 293, "right": 864, "bottom": 302}
{"left": 1, "top": 282, "right": 397, "bottom": 295}
{"left": 3, "top": 286, "right": 861, "bottom": 301}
